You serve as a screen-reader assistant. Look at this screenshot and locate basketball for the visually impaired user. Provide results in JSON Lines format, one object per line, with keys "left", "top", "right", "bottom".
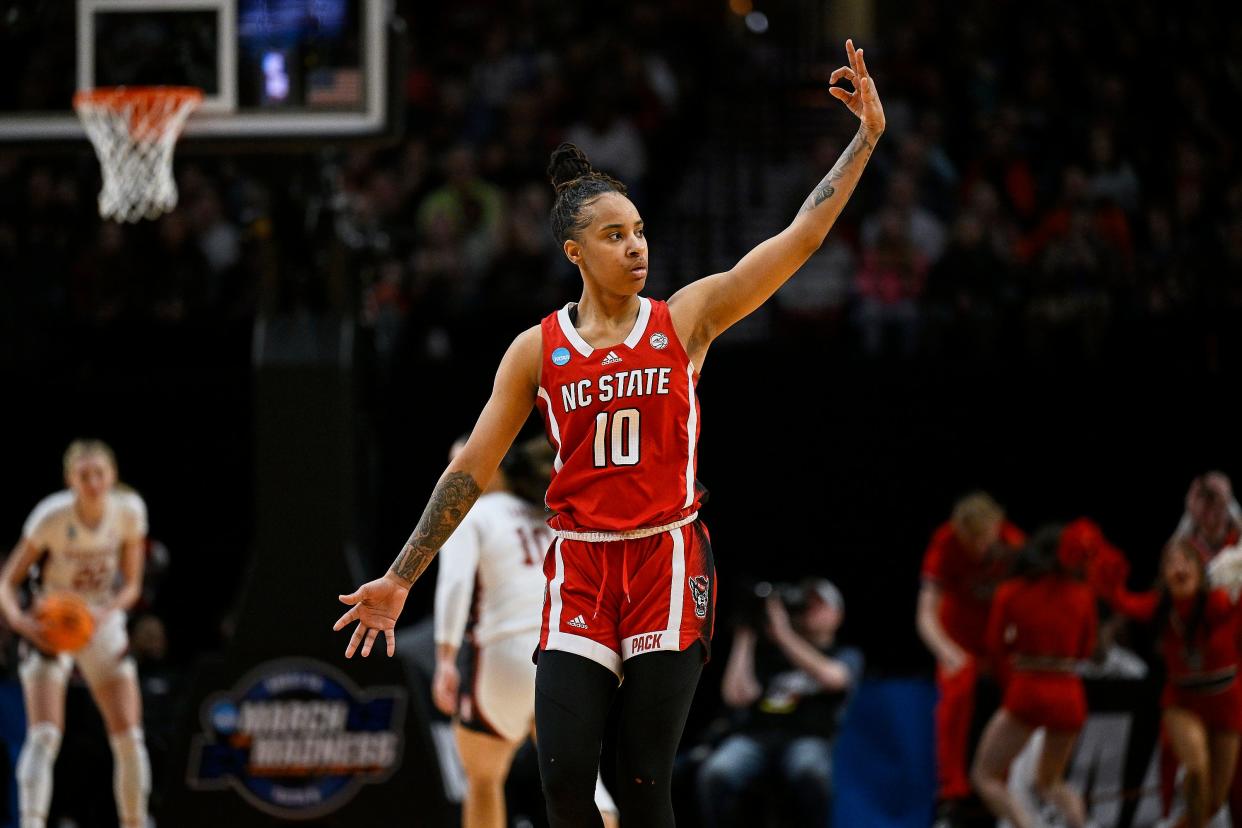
{"left": 35, "top": 593, "right": 95, "bottom": 653}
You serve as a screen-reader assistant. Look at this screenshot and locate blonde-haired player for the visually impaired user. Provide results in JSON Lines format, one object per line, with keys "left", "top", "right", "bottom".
{"left": 433, "top": 435, "right": 618, "bottom": 828}
{"left": 0, "top": 440, "right": 151, "bottom": 828}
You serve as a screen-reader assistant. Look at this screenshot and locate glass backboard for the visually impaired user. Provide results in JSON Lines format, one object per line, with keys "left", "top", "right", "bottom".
{"left": 0, "top": 0, "right": 393, "bottom": 142}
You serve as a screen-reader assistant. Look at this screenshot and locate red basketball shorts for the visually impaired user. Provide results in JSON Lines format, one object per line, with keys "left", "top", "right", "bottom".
{"left": 1003, "top": 672, "right": 1087, "bottom": 732}
{"left": 538, "top": 520, "right": 716, "bottom": 679}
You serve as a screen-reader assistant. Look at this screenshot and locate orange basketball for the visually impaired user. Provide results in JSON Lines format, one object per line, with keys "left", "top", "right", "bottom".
{"left": 35, "top": 593, "right": 95, "bottom": 653}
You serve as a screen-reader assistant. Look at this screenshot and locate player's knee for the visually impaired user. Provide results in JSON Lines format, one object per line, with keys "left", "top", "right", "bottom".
{"left": 540, "top": 758, "right": 596, "bottom": 807}
{"left": 617, "top": 758, "right": 672, "bottom": 799}
{"left": 786, "top": 760, "right": 831, "bottom": 793}
{"left": 464, "top": 756, "right": 509, "bottom": 788}
{"left": 109, "top": 727, "right": 151, "bottom": 786}
{"left": 1182, "top": 764, "right": 1209, "bottom": 795}
{"left": 17, "top": 722, "right": 62, "bottom": 781}
{"left": 698, "top": 753, "right": 741, "bottom": 796}
{"left": 969, "top": 761, "right": 994, "bottom": 790}
{"left": 109, "top": 727, "right": 150, "bottom": 827}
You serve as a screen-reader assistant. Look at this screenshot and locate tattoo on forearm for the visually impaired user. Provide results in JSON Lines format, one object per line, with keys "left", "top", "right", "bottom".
{"left": 390, "top": 471, "right": 481, "bottom": 582}
{"left": 798, "top": 132, "right": 875, "bottom": 215}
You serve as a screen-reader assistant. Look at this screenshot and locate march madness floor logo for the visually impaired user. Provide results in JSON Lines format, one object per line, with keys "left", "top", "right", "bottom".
{"left": 187, "top": 658, "right": 406, "bottom": 819}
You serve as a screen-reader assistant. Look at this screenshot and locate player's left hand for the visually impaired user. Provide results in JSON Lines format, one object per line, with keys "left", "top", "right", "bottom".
{"left": 333, "top": 571, "right": 410, "bottom": 658}
{"left": 829, "top": 38, "right": 885, "bottom": 137}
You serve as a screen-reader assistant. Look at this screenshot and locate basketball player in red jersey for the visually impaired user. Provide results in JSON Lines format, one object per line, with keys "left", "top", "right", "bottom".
{"left": 971, "top": 527, "right": 1096, "bottom": 828}
{"left": 916, "top": 492, "right": 1026, "bottom": 812}
{"left": 333, "top": 39, "right": 883, "bottom": 827}
{"left": 1110, "top": 539, "right": 1242, "bottom": 828}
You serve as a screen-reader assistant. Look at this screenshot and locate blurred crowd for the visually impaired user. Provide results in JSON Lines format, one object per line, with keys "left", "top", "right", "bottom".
{"left": 1, "top": 0, "right": 1239, "bottom": 371}
{"left": 774, "top": 0, "right": 1242, "bottom": 364}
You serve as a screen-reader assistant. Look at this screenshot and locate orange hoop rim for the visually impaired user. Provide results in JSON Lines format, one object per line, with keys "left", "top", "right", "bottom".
{"left": 73, "top": 85, "right": 204, "bottom": 110}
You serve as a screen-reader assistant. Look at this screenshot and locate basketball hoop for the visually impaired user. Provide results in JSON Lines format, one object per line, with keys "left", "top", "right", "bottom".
{"left": 73, "top": 86, "right": 203, "bottom": 223}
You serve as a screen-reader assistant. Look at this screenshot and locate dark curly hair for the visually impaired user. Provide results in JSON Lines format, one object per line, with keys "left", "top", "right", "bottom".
{"left": 546, "top": 143, "right": 628, "bottom": 244}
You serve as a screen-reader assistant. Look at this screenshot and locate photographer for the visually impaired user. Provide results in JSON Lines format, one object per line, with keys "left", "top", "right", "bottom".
{"left": 697, "top": 579, "right": 862, "bottom": 828}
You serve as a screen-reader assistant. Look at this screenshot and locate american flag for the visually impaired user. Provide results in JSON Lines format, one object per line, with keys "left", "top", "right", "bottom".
{"left": 306, "top": 68, "right": 362, "bottom": 107}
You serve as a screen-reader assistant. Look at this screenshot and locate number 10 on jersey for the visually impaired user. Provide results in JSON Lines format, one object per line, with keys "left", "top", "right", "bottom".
{"left": 593, "top": 408, "right": 640, "bottom": 467}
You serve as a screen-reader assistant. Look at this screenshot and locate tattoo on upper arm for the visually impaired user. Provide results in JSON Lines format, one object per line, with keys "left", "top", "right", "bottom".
{"left": 798, "top": 132, "right": 875, "bottom": 215}
{"left": 390, "top": 471, "right": 481, "bottom": 582}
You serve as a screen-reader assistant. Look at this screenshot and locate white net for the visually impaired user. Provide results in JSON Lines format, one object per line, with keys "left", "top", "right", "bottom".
{"left": 73, "top": 87, "right": 202, "bottom": 223}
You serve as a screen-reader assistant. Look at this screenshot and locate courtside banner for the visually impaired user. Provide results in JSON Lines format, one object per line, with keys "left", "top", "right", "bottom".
{"left": 186, "top": 658, "right": 406, "bottom": 820}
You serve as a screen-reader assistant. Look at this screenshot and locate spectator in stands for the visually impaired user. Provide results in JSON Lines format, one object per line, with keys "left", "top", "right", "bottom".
{"left": 924, "top": 210, "right": 1006, "bottom": 356}
{"left": 854, "top": 207, "right": 928, "bottom": 357}
{"left": 861, "top": 170, "right": 947, "bottom": 265}
{"left": 697, "top": 579, "right": 862, "bottom": 828}
{"left": 415, "top": 144, "right": 505, "bottom": 306}
{"left": 1175, "top": 472, "right": 1242, "bottom": 562}
{"left": 563, "top": 96, "right": 648, "bottom": 196}
{"left": 916, "top": 492, "right": 1025, "bottom": 823}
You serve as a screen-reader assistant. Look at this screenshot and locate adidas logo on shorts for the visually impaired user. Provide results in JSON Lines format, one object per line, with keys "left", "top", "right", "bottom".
{"left": 601, "top": 351, "right": 622, "bottom": 365}
{"left": 567, "top": 614, "right": 589, "bottom": 630}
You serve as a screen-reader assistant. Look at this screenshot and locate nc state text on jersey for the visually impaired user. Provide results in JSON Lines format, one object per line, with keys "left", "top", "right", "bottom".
{"left": 559, "top": 367, "right": 674, "bottom": 412}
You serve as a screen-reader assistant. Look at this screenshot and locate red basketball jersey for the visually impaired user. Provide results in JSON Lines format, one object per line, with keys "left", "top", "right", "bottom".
{"left": 535, "top": 297, "right": 701, "bottom": 532}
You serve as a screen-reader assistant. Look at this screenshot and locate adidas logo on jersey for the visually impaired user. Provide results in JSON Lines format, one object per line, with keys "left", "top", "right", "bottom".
{"left": 567, "top": 614, "right": 589, "bottom": 630}
{"left": 601, "top": 351, "right": 622, "bottom": 365}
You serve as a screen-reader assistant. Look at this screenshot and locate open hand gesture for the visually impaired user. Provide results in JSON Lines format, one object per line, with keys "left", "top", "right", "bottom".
{"left": 829, "top": 38, "right": 885, "bottom": 137}
{"left": 333, "top": 571, "right": 410, "bottom": 658}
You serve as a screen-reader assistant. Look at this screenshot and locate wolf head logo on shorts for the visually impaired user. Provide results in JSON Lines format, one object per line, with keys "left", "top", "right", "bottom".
{"left": 688, "top": 575, "right": 710, "bottom": 619}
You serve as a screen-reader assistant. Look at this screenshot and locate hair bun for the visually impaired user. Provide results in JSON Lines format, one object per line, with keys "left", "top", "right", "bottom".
{"left": 547, "top": 143, "right": 593, "bottom": 192}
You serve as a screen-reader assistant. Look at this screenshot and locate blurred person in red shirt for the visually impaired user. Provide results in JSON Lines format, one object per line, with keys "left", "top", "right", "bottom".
{"left": 1110, "top": 539, "right": 1242, "bottom": 828}
{"left": 971, "top": 526, "right": 1096, "bottom": 828}
{"left": 916, "top": 492, "right": 1026, "bottom": 813}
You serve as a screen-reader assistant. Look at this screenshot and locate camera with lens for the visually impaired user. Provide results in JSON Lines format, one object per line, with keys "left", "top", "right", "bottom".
{"left": 739, "top": 580, "right": 809, "bottom": 630}
{"left": 737, "top": 577, "right": 843, "bottom": 632}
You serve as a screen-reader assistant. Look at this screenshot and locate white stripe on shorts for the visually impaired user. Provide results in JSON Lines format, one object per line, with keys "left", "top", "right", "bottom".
{"left": 546, "top": 631, "right": 622, "bottom": 679}
{"left": 667, "top": 526, "right": 685, "bottom": 639}
{"left": 549, "top": 537, "right": 565, "bottom": 635}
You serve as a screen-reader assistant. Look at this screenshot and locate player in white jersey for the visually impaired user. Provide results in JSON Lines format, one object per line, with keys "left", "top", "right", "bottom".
{"left": 433, "top": 436, "right": 618, "bottom": 828}
{"left": 0, "top": 440, "right": 151, "bottom": 828}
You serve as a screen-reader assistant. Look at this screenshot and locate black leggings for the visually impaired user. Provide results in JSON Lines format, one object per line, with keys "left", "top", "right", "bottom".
{"left": 535, "top": 645, "right": 704, "bottom": 827}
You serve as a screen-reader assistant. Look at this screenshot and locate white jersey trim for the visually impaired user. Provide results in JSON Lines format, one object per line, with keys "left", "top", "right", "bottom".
{"left": 622, "top": 297, "right": 652, "bottom": 349}
{"left": 683, "top": 361, "right": 698, "bottom": 508}
{"left": 557, "top": 297, "right": 652, "bottom": 358}
{"left": 536, "top": 387, "right": 564, "bottom": 472}
{"left": 558, "top": 305, "right": 595, "bottom": 357}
